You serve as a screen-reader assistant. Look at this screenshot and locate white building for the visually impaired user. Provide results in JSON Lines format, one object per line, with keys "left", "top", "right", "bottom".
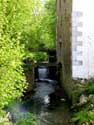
{"left": 72, "top": 0, "right": 94, "bottom": 79}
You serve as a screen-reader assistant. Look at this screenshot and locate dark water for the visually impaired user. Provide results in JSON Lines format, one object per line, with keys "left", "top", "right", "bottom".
{"left": 23, "top": 81, "right": 74, "bottom": 125}
{"left": 8, "top": 67, "right": 74, "bottom": 125}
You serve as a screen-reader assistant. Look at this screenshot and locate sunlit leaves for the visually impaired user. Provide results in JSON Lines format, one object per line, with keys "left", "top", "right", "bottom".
{"left": 0, "top": 0, "right": 28, "bottom": 110}
{"left": 23, "top": 0, "right": 56, "bottom": 49}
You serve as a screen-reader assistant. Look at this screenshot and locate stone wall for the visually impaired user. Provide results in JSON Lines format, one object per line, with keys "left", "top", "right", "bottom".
{"left": 56, "top": 0, "right": 73, "bottom": 99}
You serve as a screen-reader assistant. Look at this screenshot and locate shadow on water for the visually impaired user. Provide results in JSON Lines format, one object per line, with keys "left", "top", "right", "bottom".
{"left": 7, "top": 66, "right": 74, "bottom": 125}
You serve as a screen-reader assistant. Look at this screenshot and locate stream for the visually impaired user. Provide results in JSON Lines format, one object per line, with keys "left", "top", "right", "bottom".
{"left": 8, "top": 66, "right": 74, "bottom": 125}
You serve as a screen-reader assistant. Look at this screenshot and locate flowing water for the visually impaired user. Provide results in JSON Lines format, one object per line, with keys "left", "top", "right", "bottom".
{"left": 23, "top": 82, "right": 74, "bottom": 125}
{"left": 8, "top": 66, "right": 74, "bottom": 125}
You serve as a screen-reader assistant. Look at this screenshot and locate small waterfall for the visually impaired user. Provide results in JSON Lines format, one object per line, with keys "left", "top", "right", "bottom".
{"left": 38, "top": 66, "right": 48, "bottom": 80}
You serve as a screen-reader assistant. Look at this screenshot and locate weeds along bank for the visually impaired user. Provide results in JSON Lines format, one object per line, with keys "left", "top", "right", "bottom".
{"left": 71, "top": 80, "right": 94, "bottom": 124}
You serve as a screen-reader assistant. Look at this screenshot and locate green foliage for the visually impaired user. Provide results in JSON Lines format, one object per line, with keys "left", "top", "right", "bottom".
{"left": 72, "top": 110, "right": 88, "bottom": 123}
{"left": 22, "top": 0, "right": 56, "bottom": 50}
{"left": 85, "top": 82, "right": 94, "bottom": 94}
{"left": 24, "top": 51, "right": 48, "bottom": 63}
{"left": 14, "top": 112, "right": 36, "bottom": 125}
{"left": 21, "top": 0, "right": 56, "bottom": 62}
{"left": 5, "top": 100, "right": 36, "bottom": 125}
{"left": 72, "top": 81, "right": 94, "bottom": 124}
{"left": 72, "top": 110, "right": 94, "bottom": 124}
{"left": 0, "top": 0, "right": 31, "bottom": 112}
{"left": 33, "top": 52, "right": 48, "bottom": 62}
{"left": 43, "top": 0, "right": 56, "bottom": 48}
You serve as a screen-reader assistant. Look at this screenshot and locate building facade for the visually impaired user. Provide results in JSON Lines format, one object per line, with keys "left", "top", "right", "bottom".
{"left": 72, "top": 0, "right": 94, "bottom": 79}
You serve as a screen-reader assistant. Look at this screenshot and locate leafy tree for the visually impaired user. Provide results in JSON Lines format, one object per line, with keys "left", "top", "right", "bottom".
{"left": 22, "top": 0, "right": 56, "bottom": 62}
{"left": 22, "top": 0, "right": 56, "bottom": 50}
{"left": 0, "top": 0, "right": 34, "bottom": 115}
{"left": 41, "top": 0, "right": 56, "bottom": 48}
